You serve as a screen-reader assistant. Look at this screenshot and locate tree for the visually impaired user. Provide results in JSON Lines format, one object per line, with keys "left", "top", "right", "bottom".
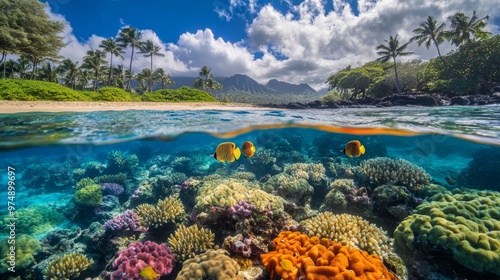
{"left": 194, "top": 66, "right": 222, "bottom": 93}
{"left": 376, "top": 35, "right": 414, "bottom": 94}
{"left": 446, "top": 11, "right": 491, "bottom": 47}
{"left": 137, "top": 68, "right": 154, "bottom": 92}
{"left": 38, "top": 61, "right": 58, "bottom": 82}
{"left": 137, "top": 39, "right": 165, "bottom": 91}
{"left": 59, "top": 58, "right": 79, "bottom": 89}
{"left": 99, "top": 38, "right": 124, "bottom": 86}
{"left": 116, "top": 26, "right": 141, "bottom": 91}
{"left": 153, "top": 68, "right": 175, "bottom": 89}
{"left": 82, "top": 49, "right": 107, "bottom": 91}
{"left": 411, "top": 16, "right": 447, "bottom": 66}
{"left": 113, "top": 65, "right": 126, "bottom": 89}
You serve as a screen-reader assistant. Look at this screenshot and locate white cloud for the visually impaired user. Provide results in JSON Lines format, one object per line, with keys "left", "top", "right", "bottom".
{"left": 43, "top": 1, "right": 500, "bottom": 91}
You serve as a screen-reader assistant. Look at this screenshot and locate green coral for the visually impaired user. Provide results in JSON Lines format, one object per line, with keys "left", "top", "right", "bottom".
{"left": 0, "top": 205, "right": 65, "bottom": 235}
{"left": 355, "top": 157, "right": 431, "bottom": 190}
{"left": 263, "top": 174, "right": 313, "bottom": 205}
{"left": 394, "top": 189, "right": 500, "bottom": 275}
{"left": 283, "top": 162, "right": 327, "bottom": 185}
{"left": 176, "top": 249, "right": 243, "bottom": 280}
{"left": 135, "top": 196, "right": 185, "bottom": 228}
{"left": 0, "top": 234, "right": 41, "bottom": 273}
{"left": 73, "top": 184, "right": 102, "bottom": 207}
{"left": 106, "top": 150, "right": 138, "bottom": 175}
{"left": 44, "top": 252, "right": 93, "bottom": 280}
{"left": 75, "top": 177, "right": 95, "bottom": 190}
{"left": 168, "top": 224, "right": 215, "bottom": 262}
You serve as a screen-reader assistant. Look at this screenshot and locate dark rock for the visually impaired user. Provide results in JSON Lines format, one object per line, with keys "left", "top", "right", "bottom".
{"left": 450, "top": 96, "right": 470, "bottom": 105}
{"left": 308, "top": 100, "right": 323, "bottom": 108}
{"left": 377, "top": 101, "right": 393, "bottom": 107}
{"left": 437, "top": 96, "right": 451, "bottom": 106}
{"left": 286, "top": 102, "right": 310, "bottom": 109}
{"left": 357, "top": 97, "right": 376, "bottom": 105}
{"left": 324, "top": 101, "right": 339, "bottom": 108}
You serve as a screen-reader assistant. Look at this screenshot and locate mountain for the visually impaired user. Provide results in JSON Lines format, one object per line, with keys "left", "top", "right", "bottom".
{"left": 265, "top": 79, "right": 316, "bottom": 95}
{"left": 218, "top": 74, "right": 275, "bottom": 94}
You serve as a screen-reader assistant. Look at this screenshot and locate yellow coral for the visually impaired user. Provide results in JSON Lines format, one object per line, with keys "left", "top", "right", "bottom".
{"left": 394, "top": 189, "right": 500, "bottom": 275}
{"left": 44, "top": 252, "right": 93, "bottom": 280}
{"left": 176, "top": 249, "right": 244, "bottom": 280}
{"left": 284, "top": 163, "right": 326, "bottom": 184}
{"left": 247, "top": 189, "right": 284, "bottom": 212}
{"left": 0, "top": 234, "right": 41, "bottom": 273}
{"left": 168, "top": 224, "right": 215, "bottom": 261}
{"left": 301, "top": 212, "right": 394, "bottom": 262}
{"left": 135, "top": 196, "right": 185, "bottom": 228}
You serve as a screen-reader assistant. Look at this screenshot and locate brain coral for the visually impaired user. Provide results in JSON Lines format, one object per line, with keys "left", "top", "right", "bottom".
{"left": 135, "top": 196, "right": 185, "bottom": 228}
{"left": 301, "top": 212, "right": 394, "bottom": 262}
{"left": 176, "top": 249, "right": 244, "bottom": 280}
{"left": 394, "top": 189, "right": 500, "bottom": 275}
{"left": 168, "top": 224, "right": 215, "bottom": 261}
{"left": 261, "top": 231, "right": 395, "bottom": 280}
{"left": 44, "top": 252, "right": 93, "bottom": 280}
{"left": 355, "top": 157, "right": 431, "bottom": 190}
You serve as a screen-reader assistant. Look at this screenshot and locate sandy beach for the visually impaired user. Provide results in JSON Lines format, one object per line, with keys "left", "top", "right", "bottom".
{"left": 0, "top": 100, "right": 271, "bottom": 113}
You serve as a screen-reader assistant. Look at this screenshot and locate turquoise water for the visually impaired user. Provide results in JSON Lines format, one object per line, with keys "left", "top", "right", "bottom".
{"left": 0, "top": 106, "right": 499, "bottom": 280}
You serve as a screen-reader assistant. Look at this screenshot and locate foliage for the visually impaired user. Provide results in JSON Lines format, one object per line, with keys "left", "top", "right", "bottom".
{"left": 117, "top": 26, "right": 141, "bottom": 91}
{"left": 321, "top": 89, "right": 350, "bottom": 102}
{"left": 326, "top": 62, "right": 388, "bottom": 99}
{"left": 446, "top": 11, "right": 492, "bottom": 47}
{"left": 376, "top": 35, "right": 415, "bottom": 94}
{"left": 194, "top": 66, "right": 222, "bottom": 93}
{"left": 93, "top": 87, "right": 134, "bottom": 101}
{"left": 142, "top": 86, "right": 218, "bottom": 102}
{"left": 137, "top": 39, "right": 165, "bottom": 92}
{"left": 0, "top": 78, "right": 91, "bottom": 101}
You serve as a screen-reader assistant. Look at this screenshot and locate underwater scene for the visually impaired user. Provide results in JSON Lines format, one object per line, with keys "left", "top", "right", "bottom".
{"left": 0, "top": 106, "right": 499, "bottom": 280}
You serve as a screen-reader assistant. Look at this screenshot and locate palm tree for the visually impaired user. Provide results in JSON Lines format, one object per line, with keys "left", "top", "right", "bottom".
{"left": 59, "top": 58, "right": 79, "bottom": 89}
{"left": 99, "top": 38, "right": 124, "bottom": 86}
{"left": 38, "top": 61, "right": 58, "bottom": 82}
{"left": 124, "top": 69, "right": 135, "bottom": 91}
{"left": 411, "top": 16, "right": 447, "bottom": 65}
{"left": 15, "top": 55, "right": 32, "bottom": 79}
{"left": 137, "top": 40, "right": 165, "bottom": 91}
{"left": 82, "top": 49, "right": 107, "bottom": 91}
{"left": 153, "top": 68, "right": 175, "bottom": 89}
{"left": 116, "top": 26, "right": 141, "bottom": 91}
{"left": 446, "top": 11, "right": 491, "bottom": 46}
{"left": 137, "top": 68, "right": 154, "bottom": 92}
{"left": 113, "top": 65, "right": 126, "bottom": 88}
{"left": 376, "top": 35, "right": 414, "bottom": 94}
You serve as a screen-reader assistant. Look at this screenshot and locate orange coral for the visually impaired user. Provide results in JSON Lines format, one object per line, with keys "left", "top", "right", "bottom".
{"left": 261, "top": 231, "right": 395, "bottom": 280}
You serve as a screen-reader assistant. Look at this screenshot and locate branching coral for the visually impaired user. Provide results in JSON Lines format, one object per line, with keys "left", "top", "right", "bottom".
{"left": 135, "top": 196, "right": 185, "bottom": 228}
{"left": 355, "top": 157, "right": 431, "bottom": 190}
{"left": 167, "top": 224, "right": 215, "bottom": 261}
{"left": 44, "top": 252, "right": 93, "bottom": 280}
{"left": 261, "top": 231, "right": 396, "bottom": 280}
{"left": 0, "top": 234, "right": 41, "bottom": 273}
{"left": 394, "top": 189, "right": 500, "bottom": 275}
{"left": 301, "top": 212, "right": 394, "bottom": 262}
{"left": 176, "top": 249, "right": 244, "bottom": 280}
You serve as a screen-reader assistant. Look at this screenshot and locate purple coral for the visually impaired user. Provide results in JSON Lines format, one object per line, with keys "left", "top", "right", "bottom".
{"left": 224, "top": 234, "right": 268, "bottom": 259}
{"left": 111, "top": 241, "right": 174, "bottom": 280}
{"left": 104, "top": 210, "right": 145, "bottom": 232}
{"left": 100, "top": 183, "right": 124, "bottom": 195}
{"left": 229, "top": 200, "right": 257, "bottom": 219}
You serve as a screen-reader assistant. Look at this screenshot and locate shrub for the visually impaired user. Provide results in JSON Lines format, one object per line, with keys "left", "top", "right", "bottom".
{"left": 93, "top": 87, "right": 134, "bottom": 101}
{"left": 0, "top": 79, "right": 91, "bottom": 101}
{"left": 142, "top": 86, "right": 218, "bottom": 102}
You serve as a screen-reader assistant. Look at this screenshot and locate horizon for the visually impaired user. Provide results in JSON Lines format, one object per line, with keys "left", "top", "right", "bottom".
{"left": 38, "top": 0, "right": 500, "bottom": 90}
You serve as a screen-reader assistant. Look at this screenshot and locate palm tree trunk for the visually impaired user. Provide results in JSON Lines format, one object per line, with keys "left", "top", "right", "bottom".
{"left": 30, "top": 59, "right": 38, "bottom": 80}
{"left": 150, "top": 56, "right": 153, "bottom": 92}
{"left": 127, "top": 45, "right": 134, "bottom": 91}
{"left": 94, "top": 70, "right": 98, "bottom": 91}
{"left": 1, "top": 52, "right": 6, "bottom": 78}
{"left": 393, "top": 57, "right": 401, "bottom": 94}
{"left": 108, "top": 55, "right": 113, "bottom": 86}
{"left": 433, "top": 38, "right": 447, "bottom": 68}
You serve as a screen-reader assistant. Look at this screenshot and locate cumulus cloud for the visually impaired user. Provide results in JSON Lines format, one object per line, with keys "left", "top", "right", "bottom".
{"left": 42, "top": 1, "right": 500, "bottom": 91}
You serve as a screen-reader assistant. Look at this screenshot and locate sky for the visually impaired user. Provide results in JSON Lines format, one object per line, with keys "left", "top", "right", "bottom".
{"left": 43, "top": 0, "right": 500, "bottom": 91}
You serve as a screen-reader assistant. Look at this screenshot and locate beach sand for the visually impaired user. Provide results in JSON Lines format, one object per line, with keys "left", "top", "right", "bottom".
{"left": 0, "top": 100, "right": 270, "bottom": 113}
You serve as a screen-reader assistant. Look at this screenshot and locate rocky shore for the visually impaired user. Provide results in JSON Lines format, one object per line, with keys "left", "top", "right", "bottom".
{"left": 267, "top": 92, "right": 500, "bottom": 109}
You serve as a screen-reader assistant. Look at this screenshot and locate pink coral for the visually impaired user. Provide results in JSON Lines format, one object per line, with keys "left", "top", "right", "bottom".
{"left": 111, "top": 241, "right": 174, "bottom": 280}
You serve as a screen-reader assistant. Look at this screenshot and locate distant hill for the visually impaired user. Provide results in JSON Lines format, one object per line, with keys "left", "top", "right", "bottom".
{"left": 265, "top": 79, "right": 316, "bottom": 95}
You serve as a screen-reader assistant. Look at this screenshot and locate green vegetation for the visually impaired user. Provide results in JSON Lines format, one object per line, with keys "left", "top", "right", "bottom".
{"left": 0, "top": 78, "right": 91, "bottom": 101}
{"left": 326, "top": 10, "right": 496, "bottom": 99}
{"left": 142, "top": 86, "right": 218, "bottom": 102}
{"left": 194, "top": 66, "right": 223, "bottom": 93}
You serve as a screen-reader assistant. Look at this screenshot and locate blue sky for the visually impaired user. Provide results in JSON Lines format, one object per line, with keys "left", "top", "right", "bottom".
{"left": 44, "top": 0, "right": 500, "bottom": 90}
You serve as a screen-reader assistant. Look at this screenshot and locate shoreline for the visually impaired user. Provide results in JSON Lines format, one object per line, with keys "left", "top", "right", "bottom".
{"left": 0, "top": 100, "right": 270, "bottom": 113}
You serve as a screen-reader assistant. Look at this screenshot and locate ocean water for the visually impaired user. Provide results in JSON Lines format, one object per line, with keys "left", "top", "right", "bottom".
{"left": 0, "top": 106, "right": 499, "bottom": 280}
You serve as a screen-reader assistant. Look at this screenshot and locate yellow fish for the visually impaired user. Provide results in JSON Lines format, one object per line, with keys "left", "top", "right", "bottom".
{"left": 342, "top": 140, "right": 365, "bottom": 157}
{"left": 139, "top": 266, "right": 160, "bottom": 280}
{"left": 213, "top": 142, "right": 241, "bottom": 163}
{"left": 280, "top": 259, "right": 294, "bottom": 271}
{"left": 241, "top": 141, "right": 256, "bottom": 158}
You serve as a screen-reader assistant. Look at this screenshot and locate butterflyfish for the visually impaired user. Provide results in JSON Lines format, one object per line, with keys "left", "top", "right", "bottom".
{"left": 213, "top": 142, "right": 241, "bottom": 163}
{"left": 342, "top": 140, "right": 365, "bottom": 157}
{"left": 139, "top": 266, "right": 160, "bottom": 280}
{"left": 280, "top": 259, "right": 294, "bottom": 271}
{"left": 241, "top": 141, "right": 256, "bottom": 158}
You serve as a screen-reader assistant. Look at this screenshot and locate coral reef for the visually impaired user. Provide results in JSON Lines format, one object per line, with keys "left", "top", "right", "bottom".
{"left": 264, "top": 174, "right": 313, "bottom": 206}
{"left": 301, "top": 212, "right": 394, "bottom": 262}
{"left": 100, "top": 182, "right": 125, "bottom": 196}
{"left": 74, "top": 184, "right": 103, "bottom": 207}
{"left": 176, "top": 249, "right": 244, "bottom": 280}
{"left": 283, "top": 162, "right": 327, "bottom": 187}
{"left": 0, "top": 234, "right": 41, "bottom": 273}
{"left": 223, "top": 233, "right": 268, "bottom": 259}
{"left": 22, "top": 160, "right": 72, "bottom": 192}
{"left": 394, "top": 189, "right": 500, "bottom": 275}
{"left": 104, "top": 210, "right": 146, "bottom": 232}
{"left": 167, "top": 224, "right": 215, "bottom": 262}
{"left": 0, "top": 205, "right": 65, "bottom": 235}
{"left": 135, "top": 196, "right": 185, "bottom": 228}
{"left": 106, "top": 150, "right": 138, "bottom": 175}
{"left": 230, "top": 171, "right": 257, "bottom": 181}
{"left": 321, "top": 179, "right": 370, "bottom": 213}
{"left": 44, "top": 252, "right": 93, "bottom": 280}
{"left": 261, "top": 231, "right": 396, "bottom": 280}
{"left": 355, "top": 157, "right": 431, "bottom": 190}
{"left": 111, "top": 241, "right": 174, "bottom": 280}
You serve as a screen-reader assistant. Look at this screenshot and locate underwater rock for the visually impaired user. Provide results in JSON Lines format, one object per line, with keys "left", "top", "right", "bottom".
{"left": 457, "top": 147, "right": 500, "bottom": 191}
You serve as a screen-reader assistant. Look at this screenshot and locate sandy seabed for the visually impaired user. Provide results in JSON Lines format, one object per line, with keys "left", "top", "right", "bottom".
{"left": 0, "top": 100, "right": 270, "bottom": 113}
